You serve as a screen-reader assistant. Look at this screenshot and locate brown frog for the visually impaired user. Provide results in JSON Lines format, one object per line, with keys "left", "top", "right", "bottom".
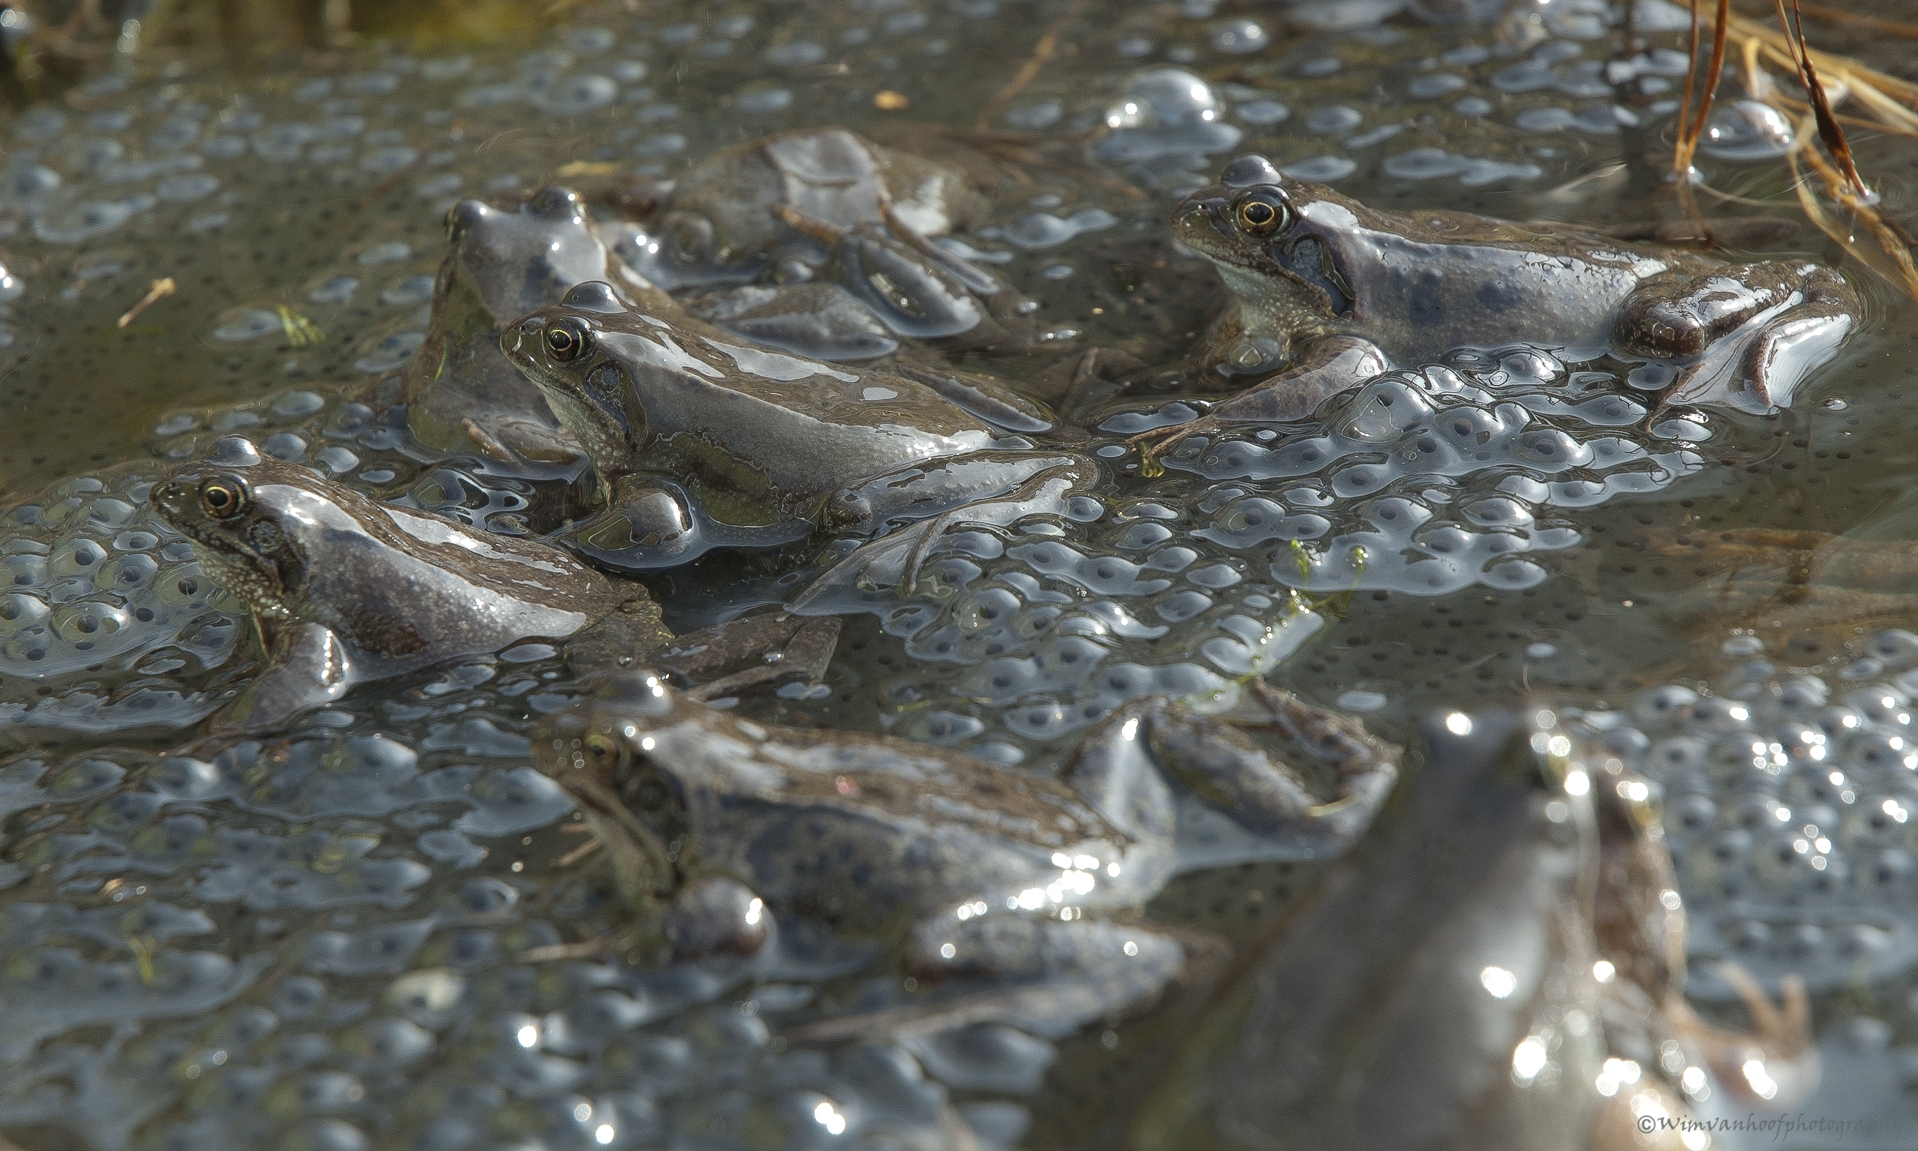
{"left": 1123, "top": 707, "right": 1812, "bottom": 1151}
{"left": 1132, "top": 155, "right": 1858, "bottom": 466}
{"left": 532, "top": 672, "right": 1399, "bottom": 1036}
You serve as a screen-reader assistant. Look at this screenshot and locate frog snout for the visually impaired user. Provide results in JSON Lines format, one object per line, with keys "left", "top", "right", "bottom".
{"left": 1175, "top": 195, "right": 1232, "bottom": 239}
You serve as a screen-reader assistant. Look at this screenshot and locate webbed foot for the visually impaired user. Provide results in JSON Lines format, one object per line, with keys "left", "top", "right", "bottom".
{"left": 1617, "top": 262, "right": 1857, "bottom": 412}
{"left": 1065, "top": 679, "right": 1400, "bottom": 860}
{"left": 1126, "top": 336, "right": 1386, "bottom": 475}
{"left": 786, "top": 917, "right": 1184, "bottom": 1042}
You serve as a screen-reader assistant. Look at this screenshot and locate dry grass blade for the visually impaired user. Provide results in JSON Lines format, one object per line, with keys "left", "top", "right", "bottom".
{"left": 974, "top": 3, "right": 1082, "bottom": 132}
{"left": 1793, "top": 2, "right": 1918, "bottom": 38}
{"left": 1672, "top": 0, "right": 1733, "bottom": 232}
{"left": 1681, "top": 2, "right": 1918, "bottom": 302}
{"left": 1776, "top": 0, "right": 1870, "bottom": 202}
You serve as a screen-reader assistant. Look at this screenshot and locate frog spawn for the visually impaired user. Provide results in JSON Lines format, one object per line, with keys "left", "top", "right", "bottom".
{"left": 1114, "top": 349, "right": 1704, "bottom": 596}
{"left": 1570, "top": 629, "right": 1918, "bottom": 1002}
{"left": 0, "top": 668, "right": 1033, "bottom": 1150}
{"left": 0, "top": 466, "right": 244, "bottom": 737}
{"left": 801, "top": 348, "right": 1701, "bottom": 758}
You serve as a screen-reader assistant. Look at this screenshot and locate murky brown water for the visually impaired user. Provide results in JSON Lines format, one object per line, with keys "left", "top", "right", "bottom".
{"left": 5, "top": 1, "right": 1918, "bottom": 1148}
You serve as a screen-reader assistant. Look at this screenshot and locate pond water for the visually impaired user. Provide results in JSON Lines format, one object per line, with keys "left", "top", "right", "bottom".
{"left": 5, "top": 0, "right": 1918, "bottom": 1148}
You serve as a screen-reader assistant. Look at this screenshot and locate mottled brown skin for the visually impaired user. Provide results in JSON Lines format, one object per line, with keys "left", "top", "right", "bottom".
{"left": 149, "top": 456, "right": 671, "bottom": 733}
{"left": 502, "top": 280, "right": 1084, "bottom": 573}
{"left": 533, "top": 673, "right": 1397, "bottom": 1034}
{"left": 1121, "top": 710, "right": 1811, "bottom": 1151}
{"left": 1134, "top": 154, "right": 1858, "bottom": 465}
{"left": 149, "top": 456, "right": 834, "bottom": 735}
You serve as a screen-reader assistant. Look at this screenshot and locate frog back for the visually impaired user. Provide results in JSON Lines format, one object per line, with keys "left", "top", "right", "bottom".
{"left": 1314, "top": 199, "right": 1684, "bottom": 358}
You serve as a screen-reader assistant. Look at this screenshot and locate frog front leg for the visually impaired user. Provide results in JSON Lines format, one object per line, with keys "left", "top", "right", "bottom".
{"left": 797, "top": 453, "right": 1095, "bottom": 605}
{"left": 213, "top": 620, "right": 356, "bottom": 733}
{"left": 555, "top": 477, "right": 812, "bottom": 572}
{"left": 1126, "top": 335, "right": 1387, "bottom": 475}
{"left": 774, "top": 203, "right": 996, "bottom": 340}
{"left": 1064, "top": 680, "right": 1400, "bottom": 861}
{"left": 791, "top": 915, "right": 1185, "bottom": 1041}
{"left": 1613, "top": 261, "right": 1857, "bottom": 412}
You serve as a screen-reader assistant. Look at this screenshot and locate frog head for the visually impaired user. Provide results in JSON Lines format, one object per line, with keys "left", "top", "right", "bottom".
{"left": 1172, "top": 155, "right": 1358, "bottom": 340}
{"left": 502, "top": 281, "right": 659, "bottom": 497}
{"left": 440, "top": 185, "right": 610, "bottom": 326}
{"left": 149, "top": 457, "right": 313, "bottom": 622}
{"left": 535, "top": 671, "right": 696, "bottom": 906}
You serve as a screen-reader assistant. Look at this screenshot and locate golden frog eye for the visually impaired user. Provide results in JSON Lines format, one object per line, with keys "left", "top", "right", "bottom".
{"left": 1236, "top": 194, "right": 1287, "bottom": 238}
{"left": 583, "top": 731, "right": 623, "bottom": 770}
{"left": 198, "top": 475, "right": 248, "bottom": 520}
{"left": 546, "top": 318, "right": 591, "bottom": 362}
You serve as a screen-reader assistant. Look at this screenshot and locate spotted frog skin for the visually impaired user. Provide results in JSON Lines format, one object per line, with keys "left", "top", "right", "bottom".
{"left": 147, "top": 455, "right": 671, "bottom": 732}
{"left": 1125, "top": 708, "right": 1813, "bottom": 1151}
{"left": 148, "top": 451, "right": 840, "bottom": 734}
{"left": 1136, "top": 154, "right": 1858, "bottom": 463}
{"left": 535, "top": 672, "right": 1398, "bottom": 1035}
{"left": 503, "top": 281, "right": 1084, "bottom": 572}
{"left": 612, "top": 128, "right": 1022, "bottom": 361}
{"left": 391, "top": 185, "right": 675, "bottom": 467}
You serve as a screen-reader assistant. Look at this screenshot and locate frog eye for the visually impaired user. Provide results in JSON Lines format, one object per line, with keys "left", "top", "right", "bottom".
{"left": 546, "top": 318, "right": 592, "bottom": 363}
{"left": 1236, "top": 193, "right": 1289, "bottom": 238}
{"left": 198, "top": 474, "right": 249, "bottom": 520}
{"left": 583, "top": 731, "right": 626, "bottom": 771}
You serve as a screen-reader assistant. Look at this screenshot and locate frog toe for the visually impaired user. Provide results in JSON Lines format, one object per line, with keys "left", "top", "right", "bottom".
{"left": 789, "top": 917, "right": 1183, "bottom": 1042}
{"left": 1663, "top": 309, "right": 1854, "bottom": 413}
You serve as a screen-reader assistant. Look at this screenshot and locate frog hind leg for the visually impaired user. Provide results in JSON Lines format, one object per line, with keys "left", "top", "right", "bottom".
{"left": 1618, "top": 263, "right": 1856, "bottom": 413}
{"left": 1065, "top": 681, "right": 1400, "bottom": 861}
{"left": 789, "top": 916, "right": 1185, "bottom": 1042}
{"left": 1127, "top": 336, "right": 1386, "bottom": 476}
{"left": 213, "top": 621, "right": 356, "bottom": 734}
{"left": 672, "top": 614, "right": 843, "bottom": 701}
{"left": 795, "top": 454, "right": 1094, "bottom": 609}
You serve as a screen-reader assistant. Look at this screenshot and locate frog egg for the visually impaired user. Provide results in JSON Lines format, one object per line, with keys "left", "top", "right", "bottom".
{"left": 1666, "top": 792, "right": 1718, "bottom": 836}
{"left": 0, "top": 592, "right": 50, "bottom": 638}
{"left": 954, "top": 586, "right": 1023, "bottom": 633}
{"left": 1643, "top": 736, "right": 1709, "bottom": 777}
{"left": 1633, "top": 684, "right": 1700, "bottom": 726}
{"left": 1103, "top": 67, "right": 1222, "bottom": 130}
{"left": 1679, "top": 830, "right": 1747, "bottom": 898}
{"left": 1700, "top": 99, "right": 1795, "bottom": 161}
{"left": 1846, "top": 686, "right": 1914, "bottom": 727}
{"left": 1855, "top": 843, "right": 1918, "bottom": 895}
{"left": 1749, "top": 831, "right": 1819, "bottom": 893}
{"left": 1843, "top": 729, "right": 1918, "bottom": 775}
{"left": 51, "top": 600, "right": 131, "bottom": 648}
{"left": 1775, "top": 676, "right": 1831, "bottom": 716}
{"left": 1871, "top": 629, "right": 1918, "bottom": 665}
{"left": 1842, "top": 794, "right": 1918, "bottom": 848}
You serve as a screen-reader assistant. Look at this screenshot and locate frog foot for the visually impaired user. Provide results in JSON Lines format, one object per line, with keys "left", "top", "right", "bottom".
{"left": 1619, "top": 262, "right": 1857, "bottom": 413}
{"left": 1126, "top": 413, "right": 1218, "bottom": 477}
{"left": 1126, "top": 335, "right": 1387, "bottom": 476}
{"left": 785, "top": 918, "right": 1186, "bottom": 1043}
{"left": 796, "top": 454, "right": 1094, "bottom": 609}
{"left": 1066, "top": 680, "right": 1401, "bottom": 859}
{"left": 1672, "top": 962, "right": 1816, "bottom": 1107}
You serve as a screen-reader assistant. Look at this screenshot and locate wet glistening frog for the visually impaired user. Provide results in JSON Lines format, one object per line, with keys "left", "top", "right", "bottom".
{"left": 1125, "top": 708, "right": 1813, "bottom": 1151}
{"left": 1134, "top": 154, "right": 1858, "bottom": 463}
{"left": 149, "top": 451, "right": 836, "bottom": 732}
{"left": 534, "top": 672, "right": 1398, "bottom": 1035}
{"left": 503, "top": 281, "right": 1083, "bottom": 572}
